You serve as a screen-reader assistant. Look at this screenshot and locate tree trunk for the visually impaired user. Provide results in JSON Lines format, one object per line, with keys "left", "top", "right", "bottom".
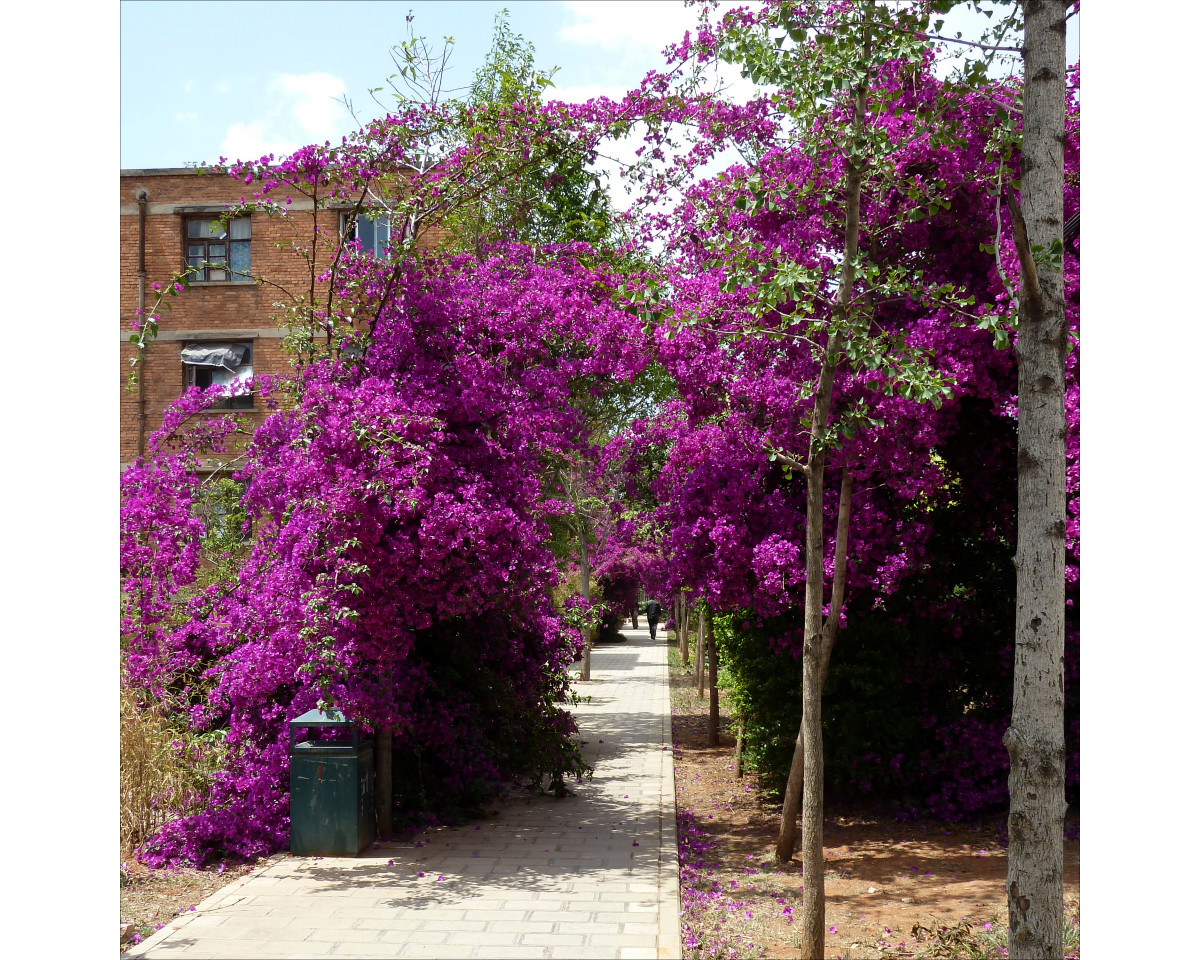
{"left": 374, "top": 727, "right": 392, "bottom": 840}
{"left": 707, "top": 607, "right": 720, "bottom": 746}
{"left": 775, "top": 717, "right": 806, "bottom": 862}
{"left": 579, "top": 529, "right": 592, "bottom": 681}
{"left": 777, "top": 465, "right": 857, "bottom": 866}
{"left": 797, "top": 450, "right": 830, "bottom": 957}
{"left": 777, "top": 460, "right": 856, "bottom": 871}
{"left": 1005, "top": 5, "right": 1068, "bottom": 958}
{"left": 679, "top": 600, "right": 690, "bottom": 666}
{"left": 631, "top": 606, "right": 639, "bottom": 629}
{"left": 792, "top": 34, "right": 869, "bottom": 951}
{"left": 694, "top": 606, "right": 705, "bottom": 695}
{"left": 734, "top": 718, "right": 745, "bottom": 778}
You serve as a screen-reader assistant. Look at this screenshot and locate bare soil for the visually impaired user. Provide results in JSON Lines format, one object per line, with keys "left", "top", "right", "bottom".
{"left": 119, "top": 855, "right": 273, "bottom": 952}
{"left": 667, "top": 646, "right": 1080, "bottom": 959}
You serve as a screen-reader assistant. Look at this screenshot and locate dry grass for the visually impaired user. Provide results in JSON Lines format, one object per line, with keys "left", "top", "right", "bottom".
{"left": 120, "top": 684, "right": 226, "bottom": 856}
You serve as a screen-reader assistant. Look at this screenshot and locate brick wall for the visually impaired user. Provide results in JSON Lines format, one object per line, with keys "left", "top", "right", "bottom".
{"left": 120, "top": 166, "right": 428, "bottom": 469}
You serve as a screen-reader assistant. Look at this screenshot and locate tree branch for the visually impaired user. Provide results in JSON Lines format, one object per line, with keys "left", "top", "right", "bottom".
{"left": 1006, "top": 189, "right": 1043, "bottom": 314}
{"left": 818, "top": 463, "right": 853, "bottom": 687}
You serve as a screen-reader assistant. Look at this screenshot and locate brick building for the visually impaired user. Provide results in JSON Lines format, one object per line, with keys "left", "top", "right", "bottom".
{"left": 121, "top": 168, "right": 298, "bottom": 470}
{"left": 119, "top": 166, "right": 424, "bottom": 471}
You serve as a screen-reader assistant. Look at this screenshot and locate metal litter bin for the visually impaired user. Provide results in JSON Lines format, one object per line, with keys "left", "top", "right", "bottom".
{"left": 289, "top": 709, "right": 374, "bottom": 855}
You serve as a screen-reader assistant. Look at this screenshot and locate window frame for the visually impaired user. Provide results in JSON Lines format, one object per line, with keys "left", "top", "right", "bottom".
{"left": 181, "top": 340, "right": 255, "bottom": 411}
{"left": 184, "top": 215, "right": 253, "bottom": 283}
{"left": 341, "top": 210, "right": 392, "bottom": 259}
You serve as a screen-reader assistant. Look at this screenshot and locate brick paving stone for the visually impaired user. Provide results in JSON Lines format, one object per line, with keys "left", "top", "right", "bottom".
{"left": 328, "top": 945, "right": 404, "bottom": 958}
{"left": 588, "top": 934, "right": 660, "bottom": 948}
{"left": 127, "top": 626, "right": 681, "bottom": 960}
{"left": 517, "top": 933, "right": 585, "bottom": 947}
{"left": 484, "top": 921, "right": 554, "bottom": 935}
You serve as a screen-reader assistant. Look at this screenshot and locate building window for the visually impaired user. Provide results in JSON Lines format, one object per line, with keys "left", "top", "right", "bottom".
{"left": 182, "top": 342, "right": 254, "bottom": 410}
{"left": 343, "top": 212, "right": 391, "bottom": 258}
{"left": 186, "top": 217, "right": 252, "bottom": 282}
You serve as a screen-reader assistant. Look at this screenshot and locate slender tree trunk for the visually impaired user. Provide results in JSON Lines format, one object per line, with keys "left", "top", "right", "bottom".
{"left": 374, "top": 727, "right": 392, "bottom": 839}
{"left": 707, "top": 606, "right": 720, "bottom": 746}
{"left": 694, "top": 606, "right": 706, "bottom": 695}
{"left": 792, "top": 32, "right": 869, "bottom": 948}
{"left": 776, "top": 718, "right": 806, "bottom": 862}
{"left": 679, "top": 600, "right": 690, "bottom": 666}
{"left": 734, "top": 718, "right": 745, "bottom": 778}
{"left": 1005, "top": 5, "right": 1068, "bottom": 958}
{"left": 797, "top": 444, "right": 831, "bottom": 957}
{"left": 579, "top": 529, "right": 592, "bottom": 681}
{"left": 631, "top": 605, "right": 639, "bottom": 629}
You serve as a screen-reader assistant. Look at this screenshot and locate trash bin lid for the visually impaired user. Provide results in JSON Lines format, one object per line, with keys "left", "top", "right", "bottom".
{"left": 289, "top": 709, "right": 361, "bottom": 752}
{"left": 290, "top": 708, "right": 350, "bottom": 727}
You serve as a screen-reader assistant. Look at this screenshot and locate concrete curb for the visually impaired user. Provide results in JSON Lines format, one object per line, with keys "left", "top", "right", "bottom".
{"left": 657, "top": 639, "right": 682, "bottom": 959}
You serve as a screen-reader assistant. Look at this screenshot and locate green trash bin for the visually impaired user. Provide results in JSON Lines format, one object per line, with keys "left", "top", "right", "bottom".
{"left": 289, "top": 709, "right": 375, "bottom": 855}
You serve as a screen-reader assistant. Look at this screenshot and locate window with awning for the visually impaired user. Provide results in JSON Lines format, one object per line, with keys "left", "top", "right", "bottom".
{"left": 182, "top": 341, "right": 254, "bottom": 410}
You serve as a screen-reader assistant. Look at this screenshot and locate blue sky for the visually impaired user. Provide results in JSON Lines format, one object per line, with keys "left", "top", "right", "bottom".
{"left": 120, "top": 0, "right": 1078, "bottom": 172}
{"left": 120, "top": 1, "right": 717, "bottom": 169}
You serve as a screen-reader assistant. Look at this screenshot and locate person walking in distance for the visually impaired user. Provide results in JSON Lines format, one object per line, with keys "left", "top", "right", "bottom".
{"left": 644, "top": 598, "right": 662, "bottom": 640}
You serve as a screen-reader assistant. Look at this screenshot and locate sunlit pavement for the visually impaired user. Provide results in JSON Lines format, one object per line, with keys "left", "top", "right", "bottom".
{"left": 128, "top": 623, "right": 680, "bottom": 959}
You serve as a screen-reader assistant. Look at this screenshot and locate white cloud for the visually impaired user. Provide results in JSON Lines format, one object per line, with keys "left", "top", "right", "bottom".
{"left": 219, "top": 71, "right": 351, "bottom": 163}
{"left": 558, "top": 0, "right": 697, "bottom": 53}
{"left": 274, "top": 72, "right": 349, "bottom": 138}
{"left": 546, "top": 82, "right": 630, "bottom": 106}
{"left": 220, "top": 122, "right": 304, "bottom": 164}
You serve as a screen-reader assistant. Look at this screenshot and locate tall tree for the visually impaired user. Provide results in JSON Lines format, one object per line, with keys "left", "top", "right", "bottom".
{"left": 1004, "top": 2, "right": 1069, "bottom": 957}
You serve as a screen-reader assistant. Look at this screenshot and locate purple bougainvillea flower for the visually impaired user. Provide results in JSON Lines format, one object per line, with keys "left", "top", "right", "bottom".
{"left": 418, "top": 871, "right": 425, "bottom": 877}
{"left": 437, "top": 875, "right": 445, "bottom": 881}
{"left": 633, "top": 841, "right": 640, "bottom": 846}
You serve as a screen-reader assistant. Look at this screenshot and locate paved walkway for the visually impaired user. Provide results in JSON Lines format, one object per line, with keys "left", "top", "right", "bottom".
{"left": 129, "top": 625, "right": 680, "bottom": 959}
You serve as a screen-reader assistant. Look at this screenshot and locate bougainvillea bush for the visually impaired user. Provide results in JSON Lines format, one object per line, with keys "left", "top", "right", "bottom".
{"left": 605, "top": 3, "right": 1079, "bottom": 821}
{"left": 121, "top": 228, "right": 653, "bottom": 865}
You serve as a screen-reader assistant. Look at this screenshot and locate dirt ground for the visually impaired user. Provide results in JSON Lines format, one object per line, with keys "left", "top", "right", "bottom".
{"left": 119, "top": 855, "right": 272, "bottom": 952}
{"left": 667, "top": 646, "right": 1080, "bottom": 959}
